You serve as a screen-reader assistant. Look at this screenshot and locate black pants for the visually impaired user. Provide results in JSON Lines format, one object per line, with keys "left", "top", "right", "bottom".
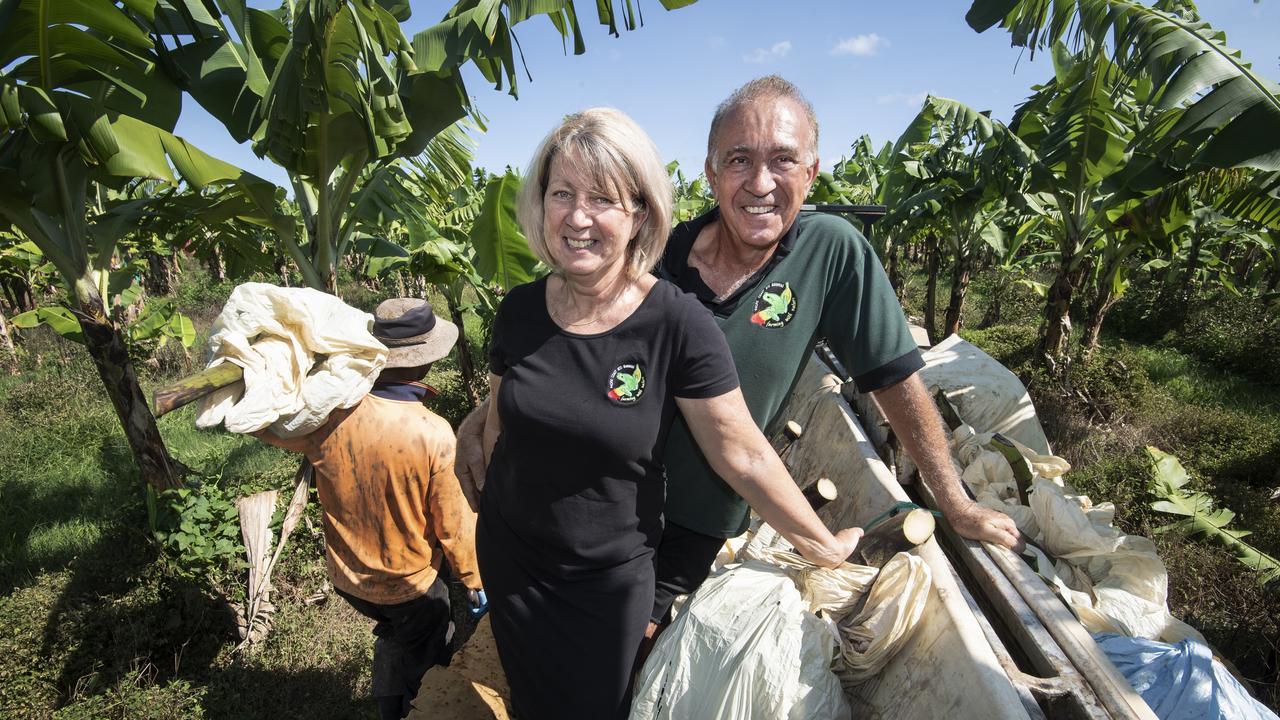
{"left": 650, "top": 521, "right": 726, "bottom": 624}
{"left": 336, "top": 577, "right": 454, "bottom": 720}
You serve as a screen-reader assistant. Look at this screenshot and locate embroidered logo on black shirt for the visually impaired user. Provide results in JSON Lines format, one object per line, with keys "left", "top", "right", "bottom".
{"left": 751, "top": 281, "right": 796, "bottom": 328}
{"left": 607, "top": 363, "right": 645, "bottom": 404}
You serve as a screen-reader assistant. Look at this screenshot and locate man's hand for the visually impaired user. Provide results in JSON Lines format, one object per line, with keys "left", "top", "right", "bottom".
{"left": 872, "top": 374, "right": 1022, "bottom": 552}
{"left": 944, "top": 498, "right": 1022, "bottom": 551}
{"left": 467, "top": 588, "right": 489, "bottom": 620}
{"left": 824, "top": 527, "right": 865, "bottom": 568}
{"left": 455, "top": 400, "right": 489, "bottom": 508}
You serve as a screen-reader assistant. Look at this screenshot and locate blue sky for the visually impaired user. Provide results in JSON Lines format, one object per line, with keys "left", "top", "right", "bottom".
{"left": 174, "top": 1, "right": 1280, "bottom": 190}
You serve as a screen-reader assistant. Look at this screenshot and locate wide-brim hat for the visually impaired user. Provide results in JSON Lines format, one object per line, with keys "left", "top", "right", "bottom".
{"left": 372, "top": 298, "right": 459, "bottom": 369}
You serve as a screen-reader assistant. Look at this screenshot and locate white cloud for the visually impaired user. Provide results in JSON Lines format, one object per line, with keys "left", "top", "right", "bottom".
{"left": 742, "top": 40, "right": 791, "bottom": 64}
{"left": 831, "top": 33, "right": 888, "bottom": 57}
{"left": 876, "top": 90, "right": 931, "bottom": 107}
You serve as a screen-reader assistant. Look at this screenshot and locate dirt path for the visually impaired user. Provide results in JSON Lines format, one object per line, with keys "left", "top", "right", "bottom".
{"left": 410, "top": 617, "right": 512, "bottom": 719}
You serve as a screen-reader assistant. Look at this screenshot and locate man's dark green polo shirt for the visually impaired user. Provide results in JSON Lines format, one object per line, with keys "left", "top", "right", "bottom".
{"left": 657, "top": 208, "right": 923, "bottom": 538}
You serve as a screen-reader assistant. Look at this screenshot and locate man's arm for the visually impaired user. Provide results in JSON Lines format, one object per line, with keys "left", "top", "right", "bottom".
{"left": 425, "top": 429, "right": 483, "bottom": 591}
{"left": 873, "top": 372, "right": 1021, "bottom": 550}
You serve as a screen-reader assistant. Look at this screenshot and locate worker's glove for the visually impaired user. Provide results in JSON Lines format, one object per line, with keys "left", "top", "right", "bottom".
{"left": 467, "top": 588, "right": 488, "bottom": 619}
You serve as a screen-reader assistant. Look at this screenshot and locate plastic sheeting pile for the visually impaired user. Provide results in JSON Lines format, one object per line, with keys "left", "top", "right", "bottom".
{"left": 1095, "top": 633, "right": 1279, "bottom": 720}
{"left": 631, "top": 547, "right": 931, "bottom": 720}
{"left": 951, "top": 425, "right": 1201, "bottom": 644}
{"left": 920, "top": 334, "right": 1052, "bottom": 455}
{"left": 195, "top": 283, "right": 387, "bottom": 437}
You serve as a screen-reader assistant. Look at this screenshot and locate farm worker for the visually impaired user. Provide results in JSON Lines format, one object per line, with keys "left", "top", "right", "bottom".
{"left": 254, "top": 298, "right": 483, "bottom": 720}
{"left": 458, "top": 76, "right": 1022, "bottom": 656}
{"left": 475, "top": 107, "right": 862, "bottom": 720}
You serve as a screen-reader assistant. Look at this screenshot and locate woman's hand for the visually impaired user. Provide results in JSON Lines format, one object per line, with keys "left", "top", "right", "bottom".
{"left": 455, "top": 399, "right": 490, "bottom": 507}
{"left": 676, "top": 389, "right": 859, "bottom": 569}
{"left": 482, "top": 374, "right": 502, "bottom": 468}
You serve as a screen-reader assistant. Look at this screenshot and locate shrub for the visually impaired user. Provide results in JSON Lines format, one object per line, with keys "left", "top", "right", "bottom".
{"left": 1110, "top": 284, "right": 1280, "bottom": 387}
{"left": 1068, "top": 343, "right": 1156, "bottom": 421}
{"left": 1150, "top": 400, "right": 1280, "bottom": 493}
{"left": 1175, "top": 292, "right": 1280, "bottom": 386}
{"left": 960, "top": 323, "right": 1039, "bottom": 369}
{"left": 149, "top": 478, "right": 249, "bottom": 589}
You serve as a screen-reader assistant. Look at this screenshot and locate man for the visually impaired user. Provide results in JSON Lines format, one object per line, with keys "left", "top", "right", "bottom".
{"left": 458, "top": 76, "right": 1018, "bottom": 642}
{"left": 256, "top": 298, "right": 485, "bottom": 720}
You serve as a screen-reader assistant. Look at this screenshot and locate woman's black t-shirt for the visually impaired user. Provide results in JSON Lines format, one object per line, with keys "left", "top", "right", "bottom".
{"left": 485, "top": 276, "right": 739, "bottom": 572}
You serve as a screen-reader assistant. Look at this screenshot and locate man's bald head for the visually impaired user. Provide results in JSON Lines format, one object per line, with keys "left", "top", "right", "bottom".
{"left": 707, "top": 75, "right": 819, "bottom": 171}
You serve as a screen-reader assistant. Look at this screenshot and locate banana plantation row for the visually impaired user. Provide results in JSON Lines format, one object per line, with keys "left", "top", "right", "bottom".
{"left": 1, "top": 0, "right": 1277, "bottom": 498}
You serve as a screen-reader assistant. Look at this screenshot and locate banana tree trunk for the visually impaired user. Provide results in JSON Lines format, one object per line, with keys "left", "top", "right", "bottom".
{"left": 145, "top": 252, "right": 177, "bottom": 295}
{"left": 1235, "top": 245, "right": 1259, "bottom": 282}
{"left": 1178, "top": 231, "right": 1204, "bottom": 308}
{"left": 979, "top": 279, "right": 1004, "bottom": 329}
{"left": 207, "top": 242, "right": 225, "bottom": 284}
{"left": 2, "top": 275, "right": 35, "bottom": 312}
{"left": 72, "top": 276, "right": 183, "bottom": 492}
{"left": 886, "top": 236, "right": 905, "bottom": 301}
{"left": 440, "top": 283, "right": 479, "bottom": 409}
{"left": 0, "top": 309, "right": 16, "bottom": 374}
{"left": 1037, "top": 248, "right": 1085, "bottom": 370}
{"left": 1079, "top": 283, "right": 1118, "bottom": 362}
{"left": 944, "top": 251, "right": 971, "bottom": 337}
{"left": 924, "top": 233, "right": 940, "bottom": 344}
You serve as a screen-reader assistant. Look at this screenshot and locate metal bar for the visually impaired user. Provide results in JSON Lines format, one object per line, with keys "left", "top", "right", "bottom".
{"left": 801, "top": 204, "right": 888, "bottom": 241}
{"left": 800, "top": 203, "right": 888, "bottom": 217}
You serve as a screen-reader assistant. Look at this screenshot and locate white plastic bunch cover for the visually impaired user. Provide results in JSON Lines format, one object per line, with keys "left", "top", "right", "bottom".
{"left": 631, "top": 549, "right": 931, "bottom": 719}
{"left": 195, "top": 283, "right": 387, "bottom": 437}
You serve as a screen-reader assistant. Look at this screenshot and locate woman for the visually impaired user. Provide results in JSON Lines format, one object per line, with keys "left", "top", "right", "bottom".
{"left": 477, "top": 108, "right": 861, "bottom": 719}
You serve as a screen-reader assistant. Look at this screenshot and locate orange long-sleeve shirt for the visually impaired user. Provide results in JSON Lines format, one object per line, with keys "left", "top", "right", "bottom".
{"left": 259, "top": 393, "right": 481, "bottom": 604}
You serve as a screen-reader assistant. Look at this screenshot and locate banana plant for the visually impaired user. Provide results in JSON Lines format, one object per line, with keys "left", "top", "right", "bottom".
{"left": 1006, "top": 43, "right": 1150, "bottom": 367}
{"left": 1146, "top": 446, "right": 1280, "bottom": 586}
{"left": 969, "top": 0, "right": 1280, "bottom": 369}
{"left": 814, "top": 135, "right": 916, "bottom": 296}
{"left": 0, "top": 0, "right": 289, "bottom": 491}
{"left": 966, "top": 0, "right": 1280, "bottom": 172}
{"left": 0, "top": 231, "right": 49, "bottom": 313}
{"left": 976, "top": 216, "right": 1055, "bottom": 328}
{"left": 149, "top": 0, "right": 698, "bottom": 293}
{"left": 881, "top": 96, "right": 1040, "bottom": 339}
{"left": 669, "top": 161, "right": 715, "bottom": 224}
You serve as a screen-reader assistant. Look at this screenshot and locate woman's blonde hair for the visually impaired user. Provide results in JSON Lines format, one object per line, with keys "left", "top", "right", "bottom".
{"left": 517, "top": 108, "right": 673, "bottom": 281}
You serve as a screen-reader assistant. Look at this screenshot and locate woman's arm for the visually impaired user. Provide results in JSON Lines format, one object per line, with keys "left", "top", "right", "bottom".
{"left": 482, "top": 374, "right": 502, "bottom": 466}
{"left": 676, "top": 389, "right": 862, "bottom": 569}
{"left": 455, "top": 398, "right": 491, "bottom": 503}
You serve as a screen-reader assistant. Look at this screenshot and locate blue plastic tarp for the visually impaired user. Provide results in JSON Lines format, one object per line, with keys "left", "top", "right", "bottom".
{"left": 1095, "top": 633, "right": 1278, "bottom": 720}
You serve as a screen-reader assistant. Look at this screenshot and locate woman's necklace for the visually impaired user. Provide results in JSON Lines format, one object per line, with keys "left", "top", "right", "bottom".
{"left": 550, "top": 278, "right": 631, "bottom": 329}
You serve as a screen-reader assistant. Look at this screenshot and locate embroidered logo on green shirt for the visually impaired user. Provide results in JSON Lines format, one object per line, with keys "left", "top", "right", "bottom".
{"left": 607, "top": 363, "right": 645, "bottom": 404}
{"left": 751, "top": 281, "right": 796, "bottom": 328}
